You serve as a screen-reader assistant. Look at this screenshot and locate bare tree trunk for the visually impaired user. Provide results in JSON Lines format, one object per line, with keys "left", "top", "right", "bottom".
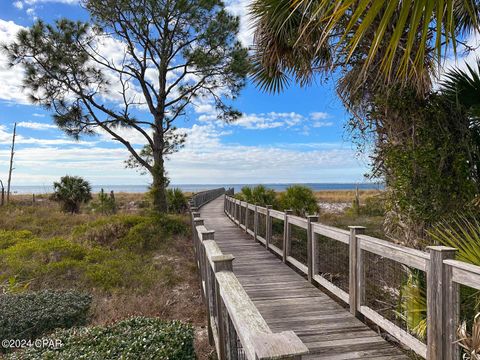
{"left": 0, "top": 180, "right": 4, "bottom": 206}
{"left": 7, "top": 123, "right": 16, "bottom": 204}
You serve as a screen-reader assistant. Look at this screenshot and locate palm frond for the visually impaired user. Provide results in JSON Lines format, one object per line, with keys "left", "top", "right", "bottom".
{"left": 250, "top": 0, "right": 480, "bottom": 93}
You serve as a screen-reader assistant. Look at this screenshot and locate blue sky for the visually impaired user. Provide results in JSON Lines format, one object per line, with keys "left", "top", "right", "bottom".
{"left": 0, "top": 1, "right": 383, "bottom": 186}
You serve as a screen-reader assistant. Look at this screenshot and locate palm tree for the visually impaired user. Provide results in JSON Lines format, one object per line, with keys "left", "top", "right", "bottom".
{"left": 441, "top": 60, "right": 480, "bottom": 119}
{"left": 251, "top": 0, "right": 480, "bottom": 94}
{"left": 53, "top": 176, "right": 92, "bottom": 213}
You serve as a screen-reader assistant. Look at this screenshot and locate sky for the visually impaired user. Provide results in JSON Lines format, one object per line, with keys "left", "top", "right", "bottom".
{"left": 0, "top": 1, "right": 476, "bottom": 187}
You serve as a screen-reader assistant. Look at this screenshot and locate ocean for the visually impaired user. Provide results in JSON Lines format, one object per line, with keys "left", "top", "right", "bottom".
{"left": 9, "top": 183, "right": 384, "bottom": 195}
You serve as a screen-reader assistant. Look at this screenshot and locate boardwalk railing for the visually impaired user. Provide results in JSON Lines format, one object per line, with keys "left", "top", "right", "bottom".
{"left": 190, "top": 187, "right": 229, "bottom": 208}
{"left": 190, "top": 189, "right": 308, "bottom": 360}
{"left": 225, "top": 195, "right": 480, "bottom": 360}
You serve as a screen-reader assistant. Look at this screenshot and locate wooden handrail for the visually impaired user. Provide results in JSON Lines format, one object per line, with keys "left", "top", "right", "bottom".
{"left": 223, "top": 195, "right": 480, "bottom": 360}
{"left": 191, "top": 192, "right": 308, "bottom": 360}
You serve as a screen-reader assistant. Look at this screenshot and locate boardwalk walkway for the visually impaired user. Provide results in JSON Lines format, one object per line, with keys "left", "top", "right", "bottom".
{"left": 200, "top": 196, "right": 408, "bottom": 359}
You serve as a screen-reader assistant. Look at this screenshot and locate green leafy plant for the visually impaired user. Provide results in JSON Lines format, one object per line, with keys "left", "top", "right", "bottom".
{"left": 236, "top": 185, "right": 277, "bottom": 207}
{"left": 6, "top": 317, "right": 195, "bottom": 360}
{"left": 90, "top": 189, "right": 116, "bottom": 215}
{"left": 429, "top": 214, "right": 480, "bottom": 265}
{"left": 166, "top": 188, "right": 188, "bottom": 214}
{"left": 397, "top": 270, "right": 427, "bottom": 340}
{"left": 0, "top": 290, "right": 91, "bottom": 350}
{"left": 0, "top": 276, "right": 30, "bottom": 295}
{"left": 279, "top": 185, "right": 319, "bottom": 217}
{"left": 52, "top": 176, "right": 92, "bottom": 214}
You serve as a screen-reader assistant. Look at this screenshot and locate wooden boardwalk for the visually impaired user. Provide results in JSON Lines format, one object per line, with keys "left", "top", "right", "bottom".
{"left": 200, "top": 196, "right": 409, "bottom": 359}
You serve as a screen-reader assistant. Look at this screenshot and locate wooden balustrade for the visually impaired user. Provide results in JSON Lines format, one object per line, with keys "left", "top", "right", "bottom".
{"left": 191, "top": 189, "right": 308, "bottom": 360}
{"left": 190, "top": 187, "right": 229, "bottom": 208}
{"left": 224, "top": 195, "right": 480, "bottom": 360}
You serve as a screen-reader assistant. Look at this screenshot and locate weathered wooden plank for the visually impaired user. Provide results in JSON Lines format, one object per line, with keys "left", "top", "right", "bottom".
{"left": 289, "top": 215, "right": 308, "bottom": 229}
{"left": 358, "top": 234, "right": 429, "bottom": 271}
{"left": 312, "top": 274, "right": 349, "bottom": 304}
{"left": 426, "top": 246, "right": 457, "bottom": 360}
{"left": 349, "top": 226, "right": 365, "bottom": 317}
{"left": 360, "top": 305, "right": 427, "bottom": 358}
{"left": 311, "top": 223, "right": 350, "bottom": 244}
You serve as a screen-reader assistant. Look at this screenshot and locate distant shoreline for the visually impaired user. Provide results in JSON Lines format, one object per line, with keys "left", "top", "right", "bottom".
{"left": 9, "top": 183, "right": 384, "bottom": 195}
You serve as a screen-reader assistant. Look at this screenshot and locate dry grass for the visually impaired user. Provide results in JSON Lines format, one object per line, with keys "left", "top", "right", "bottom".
{"left": 314, "top": 189, "right": 383, "bottom": 203}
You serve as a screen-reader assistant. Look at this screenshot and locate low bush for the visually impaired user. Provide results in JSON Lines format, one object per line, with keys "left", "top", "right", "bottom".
{"left": 0, "top": 237, "right": 87, "bottom": 286}
{"left": 0, "top": 235, "right": 159, "bottom": 291}
{"left": 345, "top": 195, "right": 386, "bottom": 217}
{"left": 72, "top": 215, "right": 145, "bottom": 248}
{"left": 7, "top": 317, "right": 195, "bottom": 360}
{"left": 0, "top": 290, "right": 91, "bottom": 348}
{"left": 72, "top": 214, "right": 189, "bottom": 252}
{"left": 83, "top": 248, "right": 158, "bottom": 290}
{"left": 236, "top": 185, "right": 277, "bottom": 207}
{"left": 167, "top": 188, "right": 188, "bottom": 214}
{"left": 89, "top": 189, "right": 117, "bottom": 215}
{"left": 279, "top": 185, "right": 319, "bottom": 217}
{"left": 0, "top": 230, "right": 35, "bottom": 249}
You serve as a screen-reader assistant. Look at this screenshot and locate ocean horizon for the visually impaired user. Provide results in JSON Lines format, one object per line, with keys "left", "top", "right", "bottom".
{"left": 8, "top": 182, "right": 384, "bottom": 195}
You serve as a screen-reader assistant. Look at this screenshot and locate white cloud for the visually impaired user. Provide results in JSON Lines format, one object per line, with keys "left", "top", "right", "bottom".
{"left": 13, "top": 1, "right": 24, "bottom": 9}
{"left": 22, "top": 0, "right": 78, "bottom": 5}
{"left": 313, "top": 121, "right": 334, "bottom": 128}
{"left": 32, "top": 113, "right": 45, "bottom": 117}
{"left": 0, "top": 124, "right": 95, "bottom": 146}
{"left": 440, "top": 33, "right": 480, "bottom": 81}
{"left": 225, "top": 0, "right": 253, "bottom": 47}
{"left": 310, "top": 112, "right": 330, "bottom": 120}
{"left": 17, "top": 121, "right": 57, "bottom": 130}
{"left": 199, "top": 110, "right": 334, "bottom": 131}
{"left": 0, "top": 20, "right": 29, "bottom": 105}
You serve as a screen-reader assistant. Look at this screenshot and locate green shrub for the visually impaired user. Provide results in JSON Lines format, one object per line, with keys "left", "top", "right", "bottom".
{"left": 0, "top": 290, "right": 91, "bottom": 348}
{"left": 72, "top": 214, "right": 188, "bottom": 251}
{"left": 0, "top": 230, "right": 35, "bottom": 249}
{"left": 52, "top": 176, "right": 92, "bottom": 214}
{"left": 167, "top": 188, "right": 188, "bottom": 214}
{"left": 0, "top": 237, "right": 87, "bottom": 284}
{"left": 7, "top": 317, "right": 195, "bottom": 360}
{"left": 90, "top": 189, "right": 117, "bottom": 215}
{"left": 345, "top": 195, "right": 386, "bottom": 217}
{"left": 72, "top": 215, "right": 146, "bottom": 248}
{"left": 83, "top": 248, "right": 157, "bottom": 290}
{"left": 236, "top": 185, "right": 277, "bottom": 207}
{"left": 155, "top": 214, "right": 189, "bottom": 236}
{"left": 0, "top": 235, "right": 158, "bottom": 291}
{"left": 118, "top": 215, "right": 188, "bottom": 252}
{"left": 279, "top": 185, "right": 319, "bottom": 217}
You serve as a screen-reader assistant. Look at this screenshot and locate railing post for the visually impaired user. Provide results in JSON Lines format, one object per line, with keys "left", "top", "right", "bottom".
{"left": 212, "top": 254, "right": 235, "bottom": 360}
{"left": 201, "top": 230, "right": 215, "bottom": 347}
{"left": 266, "top": 205, "right": 272, "bottom": 249}
{"left": 445, "top": 261, "right": 460, "bottom": 360}
{"left": 426, "top": 246, "right": 457, "bottom": 360}
{"left": 191, "top": 211, "right": 201, "bottom": 256}
{"left": 193, "top": 218, "right": 204, "bottom": 270}
{"left": 307, "top": 215, "right": 318, "bottom": 283}
{"left": 348, "top": 226, "right": 366, "bottom": 317}
{"left": 244, "top": 203, "right": 249, "bottom": 233}
{"left": 235, "top": 200, "right": 239, "bottom": 224}
{"left": 283, "top": 210, "right": 293, "bottom": 263}
{"left": 253, "top": 204, "right": 258, "bottom": 242}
